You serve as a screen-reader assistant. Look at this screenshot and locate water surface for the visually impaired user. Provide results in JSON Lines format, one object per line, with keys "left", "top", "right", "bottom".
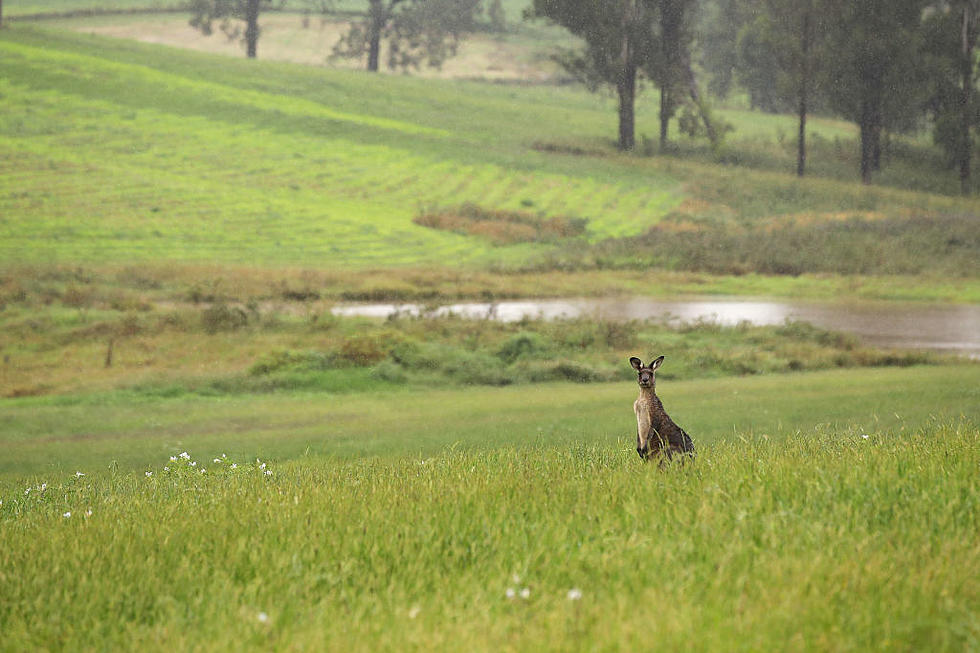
{"left": 333, "top": 297, "right": 980, "bottom": 358}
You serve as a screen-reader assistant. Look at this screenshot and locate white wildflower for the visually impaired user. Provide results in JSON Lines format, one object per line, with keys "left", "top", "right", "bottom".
{"left": 505, "top": 588, "right": 516, "bottom": 599}
{"left": 259, "top": 463, "right": 266, "bottom": 470}
{"left": 230, "top": 463, "right": 238, "bottom": 470}
{"left": 512, "top": 574, "right": 521, "bottom": 584}
{"left": 257, "top": 612, "right": 269, "bottom": 623}
{"left": 63, "top": 511, "right": 71, "bottom": 518}
{"left": 520, "top": 588, "right": 530, "bottom": 599}
{"left": 179, "top": 452, "right": 190, "bottom": 460}
{"left": 39, "top": 483, "right": 47, "bottom": 491}
{"left": 169, "top": 456, "right": 177, "bottom": 462}
{"left": 567, "top": 588, "right": 583, "bottom": 601}
{"left": 75, "top": 471, "right": 85, "bottom": 477}
{"left": 213, "top": 458, "right": 222, "bottom": 464}
{"left": 85, "top": 509, "right": 93, "bottom": 517}
{"left": 201, "top": 468, "right": 206, "bottom": 474}
{"left": 145, "top": 471, "right": 153, "bottom": 477}
{"left": 264, "top": 470, "right": 272, "bottom": 476}
{"left": 164, "top": 467, "right": 170, "bottom": 472}
{"left": 408, "top": 606, "right": 421, "bottom": 619}
{"left": 24, "top": 487, "right": 31, "bottom": 496}
{"left": 861, "top": 434, "right": 870, "bottom": 440}
{"left": 190, "top": 461, "right": 197, "bottom": 467}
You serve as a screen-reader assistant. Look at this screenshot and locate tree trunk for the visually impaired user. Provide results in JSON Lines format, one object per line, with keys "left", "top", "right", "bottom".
{"left": 959, "top": 4, "right": 974, "bottom": 195}
{"left": 658, "top": 0, "right": 683, "bottom": 151}
{"left": 859, "top": 101, "right": 875, "bottom": 184}
{"left": 618, "top": 60, "right": 637, "bottom": 151}
{"left": 797, "top": 9, "right": 810, "bottom": 177}
{"left": 245, "top": 0, "right": 259, "bottom": 58}
{"left": 685, "top": 65, "right": 718, "bottom": 146}
{"left": 872, "top": 124, "right": 882, "bottom": 171}
{"left": 617, "top": 4, "right": 637, "bottom": 151}
{"left": 367, "top": 0, "right": 384, "bottom": 72}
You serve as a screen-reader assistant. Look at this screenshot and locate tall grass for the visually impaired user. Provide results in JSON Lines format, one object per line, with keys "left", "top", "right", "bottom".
{"left": 537, "top": 211, "right": 980, "bottom": 278}
{"left": 1, "top": 419, "right": 977, "bottom": 651}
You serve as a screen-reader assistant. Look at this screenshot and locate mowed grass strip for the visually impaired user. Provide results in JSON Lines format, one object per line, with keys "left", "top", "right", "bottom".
{"left": 0, "top": 30, "right": 688, "bottom": 266}
{"left": 2, "top": 365, "right": 977, "bottom": 478}
{"left": 1, "top": 417, "right": 977, "bottom": 651}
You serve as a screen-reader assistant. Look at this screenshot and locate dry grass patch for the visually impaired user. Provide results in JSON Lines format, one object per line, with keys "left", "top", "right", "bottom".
{"left": 415, "top": 203, "right": 588, "bottom": 245}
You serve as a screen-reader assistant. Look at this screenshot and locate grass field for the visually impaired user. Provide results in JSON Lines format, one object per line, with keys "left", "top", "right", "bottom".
{"left": 1, "top": 16, "right": 979, "bottom": 650}
{"left": 1, "top": 26, "right": 977, "bottom": 275}
{"left": 2, "top": 367, "right": 979, "bottom": 650}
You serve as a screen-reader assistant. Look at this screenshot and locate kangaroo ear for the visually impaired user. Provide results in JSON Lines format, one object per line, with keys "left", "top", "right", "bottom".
{"left": 649, "top": 355, "right": 665, "bottom": 370}
{"left": 629, "top": 357, "right": 643, "bottom": 371}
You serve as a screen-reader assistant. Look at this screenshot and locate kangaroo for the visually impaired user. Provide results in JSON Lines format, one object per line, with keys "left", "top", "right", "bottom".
{"left": 630, "top": 356, "right": 695, "bottom": 464}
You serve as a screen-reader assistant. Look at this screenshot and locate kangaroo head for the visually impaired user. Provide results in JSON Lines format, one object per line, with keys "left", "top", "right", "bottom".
{"left": 629, "top": 355, "right": 664, "bottom": 389}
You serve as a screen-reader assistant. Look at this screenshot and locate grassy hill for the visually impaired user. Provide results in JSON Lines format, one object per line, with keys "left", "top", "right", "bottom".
{"left": 2, "top": 25, "right": 977, "bottom": 274}
{"left": 0, "top": 26, "right": 678, "bottom": 267}
{"left": 1, "top": 22, "right": 979, "bottom": 651}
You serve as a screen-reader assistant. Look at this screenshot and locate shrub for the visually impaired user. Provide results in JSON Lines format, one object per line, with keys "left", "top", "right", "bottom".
{"left": 497, "top": 332, "right": 552, "bottom": 364}
{"left": 338, "top": 335, "right": 388, "bottom": 366}
{"left": 201, "top": 304, "right": 248, "bottom": 334}
{"left": 249, "top": 350, "right": 336, "bottom": 376}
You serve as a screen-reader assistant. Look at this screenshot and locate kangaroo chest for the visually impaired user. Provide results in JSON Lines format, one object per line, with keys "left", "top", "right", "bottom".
{"left": 634, "top": 393, "right": 667, "bottom": 427}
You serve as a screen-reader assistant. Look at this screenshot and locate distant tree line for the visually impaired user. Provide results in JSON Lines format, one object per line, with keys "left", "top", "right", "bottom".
{"left": 189, "top": 0, "right": 978, "bottom": 192}
{"left": 530, "top": 0, "right": 979, "bottom": 191}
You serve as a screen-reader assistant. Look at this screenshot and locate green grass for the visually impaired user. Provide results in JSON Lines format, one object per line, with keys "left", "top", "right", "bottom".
{"left": 2, "top": 364, "right": 977, "bottom": 478}
{"left": 1, "top": 17, "right": 978, "bottom": 652}
{"left": 3, "top": 0, "right": 185, "bottom": 17}
{"left": 0, "top": 27, "right": 683, "bottom": 267}
{"left": 1, "top": 367, "right": 978, "bottom": 650}
{"left": 1, "top": 26, "right": 976, "bottom": 276}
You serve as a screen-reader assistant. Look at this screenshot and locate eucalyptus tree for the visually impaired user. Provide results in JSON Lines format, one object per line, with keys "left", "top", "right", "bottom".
{"left": 643, "top": 0, "right": 699, "bottom": 150}
{"left": 527, "top": 0, "right": 654, "bottom": 151}
{"left": 189, "top": 0, "right": 278, "bottom": 58}
{"left": 822, "top": 0, "right": 933, "bottom": 184}
{"left": 736, "top": 0, "right": 831, "bottom": 176}
{"left": 924, "top": 0, "right": 980, "bottom": 194}
{"left": 528, "top": 0, "right": 706, "bottom": 151}
{"left": 697, "top": 0, "right": 753, "bottom": 99}
{"left": 332, "top": 0, "right": 483, "bottom": 73}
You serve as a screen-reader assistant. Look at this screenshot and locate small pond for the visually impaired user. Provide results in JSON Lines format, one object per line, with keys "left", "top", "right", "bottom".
{"left": 332, "top": 297, "right": 980, "bottom": 358}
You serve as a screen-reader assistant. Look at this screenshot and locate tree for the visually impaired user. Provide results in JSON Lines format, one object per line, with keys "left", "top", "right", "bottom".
{"left": 487, "top": 0, "right": 506, "bottom": 32}
{"left": 643, "top": 0, "right": 698, "bottom": 150}
{"left": 736, "top": 0, "right": 830, "bottom": 176}
{"left": 696, "top": 0, "right": 753, "bottom": 99}
{"left": 529, "top": 0, "right": 721, "bottom": 152}
{"left": 527, "top": 0, "right": 653, "bottom": 151}
{"left": 924, "top": 0, "right": 980, "bottom": 194}
{"left": 822, "top": 0, "right": 932, "bottom": 184}
{"left": 189, "top": 0, "right": 278, "bottom": 58}
{"left": 332, "top": 0, "right": 483, "bottom": 73}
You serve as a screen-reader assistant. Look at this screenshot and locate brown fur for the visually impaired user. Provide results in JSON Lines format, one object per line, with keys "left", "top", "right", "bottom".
{"left": 630, "top": 356, "right": 695, "bottom": 464}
